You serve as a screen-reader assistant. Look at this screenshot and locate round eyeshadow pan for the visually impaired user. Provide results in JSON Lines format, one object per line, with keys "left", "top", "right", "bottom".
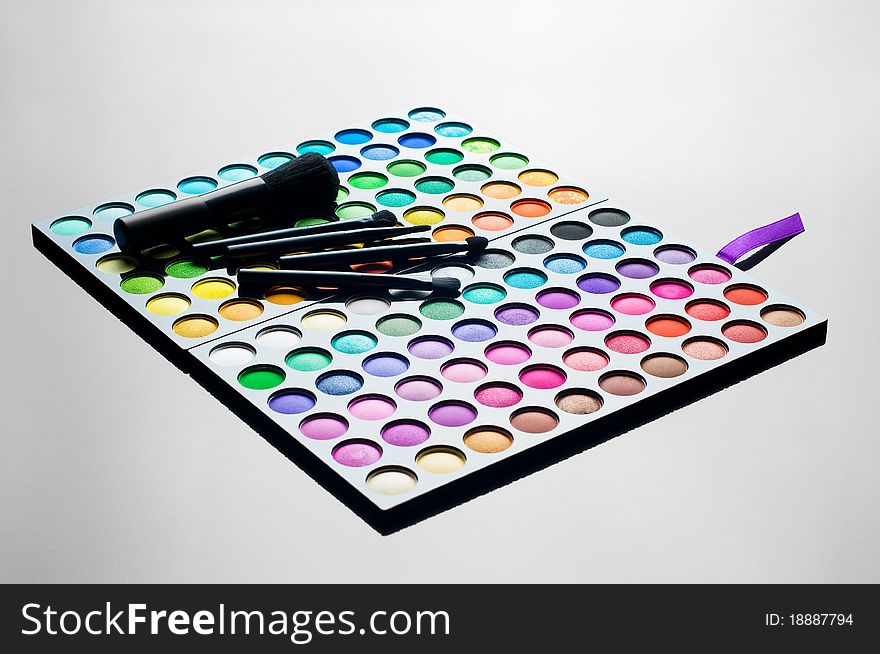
{"left": 146, "top": 293, "right": 190, "bottom": 316}
{"left": 646, "top": 315, "right": 692, "bottom": 338}
{"left": 463, "top": 427, "right": 514, "bottom": 454}
{"left": 761, "top": 305, "right": 806, "bottom": 327}
{"left": 73, "top": 235, "right": 115, "bottom": 255}
{"left": 519, "top": 365, "right": 566, "bottom": 389}
{"left": 518, "top": 169, "right": 559, "bottom": 186}
{"left": 461, "top": 137, "right": 500, "bottom": 153}
{"left": 650, "top": 279, "right": 694, "bottom": 300}
{"left": 588, "top": 208, "right": 630, "bottom": 227}
{"left": 336, "top": 201, "right": 376, "bottom": 219}
{"left": 94, "top": 203, "right": 134, "bottom": 221}
{"left": 440, "top": 359, "right": 488, "bottom": 383}
{"left": 165, "top": 259, "right": 208, "bottom": 278}
{"left": 432, "top": 225, "right": 474, "bottom": 241}
{"left": 415, "top": 176, "right": 455, "bottom": 194}
{"left": 610, "top": 293, "right": 655, "bottom": 315}
{"left": 562, "top": 347, "right": 609, "bottom": 372}
{"left": 376, "top": 314, "right": 422, "bottom": 337}
{"left": 536, "top": 288, "right": 580, "bottom": 310}
{"left": 332, "top": 331, "right": 378, "bottom": 354}
{"left": 120, "top": 274, "right": 164, "bottom": 295}
{"left": 408, "top": 336, "right": 454, "bottom": 359}
{"left": 682, "top": 337, "right": 729, "bottom": 360}
{"left": 471, "top": 250, "right": 516, "bottom": 269}
{"left": 172, "top": 315, "right": 218, "bottom": 339}
{"left": 577, "top": 273, "right": 621, "bottom": 295}
{"left": 299, "top": 414, "right": 349, "bottom": 440}
{"left": 485, "top": 343, "right": 532, "bottom": 365}
{"left": 419, "top": 299, "right": 465, "bottom": 321}
{"left": 605, "top": 331, "right": 651, "bottom": 354}
{"left": 296, "top": 140, "right": 335, "bottom": 155}
{"left": 509, "top": 408, "right": 559, "bottom": 434}
{"left": 362, "top": 353, "right": 410, "bottom": 377}
{"left": 721, "top": 320, "right": 768, "bottom": 343}
{"left": 453, "top": 164, "right": 493, "bottom": 182}
{"left": 654, "top": 245, "right": 696, "bottom": 265}
{"left": 96, "top": 254, "right": 138, "bottom": 274}
{"left": 191, "top": 277, "right": 235, "bottom": 300}
{"left": 218, "top": 164, "right": 259, "bottom": 181}
{"left": 616, "top": 259, "right": 660, "bottom": 279}
{"left": 583, "top": 240, "right": 625, "bottom": 259}
{"left": 177, "top": 176, "right": 217, "bottom": 195}
{"left": 570, "top": 309, "right": 616, "bottom": 332}
{"left": 409, "top": 107, "right": 445, "bottom": 121}
{"left": 366, "top": 468, "right": 418, "bottom": 495}
{"left": 395, "top": 377, "right": 443, "bottom": 402}
{"left": 238, "top": 365, "right": 286, "bottom": 390}
{"left": 428, "top": 402, "right": 478, "bottom": 428}
{"left": 512, "top": 234, "right": 555, "bottom": 254}
{"left": 329, "top": 156, "right": 361, "bottom": 173}
{"left": 348, "top": 395, "right": 396, "bottom": 421}
{"left": 443, "top": 193, "right": 483, "bottom": 212}
{"left": 208, "top": 342, "right": 255, "bottom": 366}
{"left": 472, "top": 212, "right": 514, "bottom": 231}
{"left": 462, "top": 283, "right": 507, "bottom": 304}
{"left": 685, "top": 300, "right": 731, "bottom": 321}
{"left": 621, "top": 226, "right": 663, "bottom": 245}
{"left": 555, "top": 390, "right": 603, "bottom": 415}
{"left": 256, "top": 326, "right": 301, "bottom": 349}
{"left": 641, "top": 354, "right": 688, "bottom": 378}
{"left": 424, "top": 149, "right": 463, "bottom": 165}
{"left": 435, "top": 121, "right": 472, "bottom": 137}
{"left": 490, "top": 153, "right": 529, "bottom": 169}
{"left": 361, "top": 144, "right": 399, "bottom": 161}
{"left": 474, "top": 383, "right": 523, "bottom": 408}
{"left": 257, "top": 153, "right": 294, "bottom": 169}
{"left": 382, "top": 421, "right": 431, "bottom": 447}
{"left": 503, "top": 269, "right": 548, "bottom": 289}
{"left": 550, "top": 221, "right": 593, "bottom": 240}
{"left": 481, "top": 181, "right": 521, "bottom": 200}
{"left": 335, "top": 129, "right": 372, "bottom": 145}
{"left": 348, "top": 172, "right": 388, "bottom": 189}
{"left": 332, "top": 440, "right": 382, "bottom": 467}
{"left": 398, "top": 132, "right": 436, "bottom": 148}
{"left": 346, "top": 296, "right": 391, "bottom": 315}
{"left": 136, "top": 189, "right": 176, "bottom": 208}
{"left": 548, "top": 186, "right": 589, "bottom": 204}
{"left": 218, "top": 299, "right": 263, "bottom": 321}
{"left": 403, "top": 206, "right": 445, "bottom": 226}
{"left": 544, "top": 254, "right": 587, "bottom": 274}
{"left": 51, "top": 216, "right": 91, "bottom": 236}
{"left": 301, "top": 310, "right": 347, "bottom": 331}
{"left": 510, "top": 199, "right": 552, "bottom": 218}
{"left": 724, "top": 284, "right": 768, "bottom": 306}
{"left": 285, "top": 348, "right": 332, "bottom": 372}
{"left": 316, "top": 371, "right": 364, "bottom": 395}
{"left": 268, "top": 389, "right": 316, "bottom": 415}
{"left": 416, "top": 446, "right": 467, "bottom": 473}
{"left": 372, "top": 117, "right": 409, "bottom": 133}
{"left": 528, "top": 325, "right": 574, "bottom": 348}
{"left": 451, "top": 320, "right": 497, "bottom": 342}
{"left": 688, "top": 264, "right": 732, "bottom": 285}
{"left": 599, "top": 372, "right": 646, "bottom": 396}
{"left": 495, "top": 303, "right": 540, "bottom": 326}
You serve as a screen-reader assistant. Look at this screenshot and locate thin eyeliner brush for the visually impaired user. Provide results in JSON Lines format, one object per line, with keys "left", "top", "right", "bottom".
{"left": 238, "top": 269, "right": 461, "bottom": 294}
{"left": 191, "top": 210, "right": 397, "bottom": 256}
{"left": 224, "top": 224, "right": 430, "bottom": 259}
{"left": 278, "top": 236, "right": 489, "bottom": 269}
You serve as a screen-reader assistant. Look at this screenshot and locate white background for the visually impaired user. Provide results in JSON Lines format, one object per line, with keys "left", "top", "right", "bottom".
{"left": 2, "top": 0, "right": 878, "bottom": 582}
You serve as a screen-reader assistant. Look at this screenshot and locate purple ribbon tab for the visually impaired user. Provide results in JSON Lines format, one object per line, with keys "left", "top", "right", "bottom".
{"left": 716, "top": 212, "right": 804, "bottom": 267}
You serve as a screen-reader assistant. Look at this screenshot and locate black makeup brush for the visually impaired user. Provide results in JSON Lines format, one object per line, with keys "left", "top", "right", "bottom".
{"left": 238, "top": 269, "right": 461, "bottom": 294}
{"left": 224, "top": 225, "right": 430, "bottom": 260}
{"left": 278, "top": 236, "right": 489, "bottom": 269}
{"left": 113, "top": 152, "right": 339, "bottom": 253}
{"left": 191, "top": 210, "right": 397, "bottom": 256}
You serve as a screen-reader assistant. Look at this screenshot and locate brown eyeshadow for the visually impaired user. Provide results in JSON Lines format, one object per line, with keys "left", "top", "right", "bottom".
{"left": 510, "top": 409, "right": 559, "bottom": 433}
{"left": 761, "top": 305, "right": 805, "bottom": 327}
{"left": 555, "top": 391, "right": 603, "bottom": 415}
{"left": 682, "top": 337, "right": 728, "bottom": 361}
{"left": 641, "top": 354, "right": 688, "bottom": 378}
{"left": 599, "top": 373, "right": 646, "bottom": 396}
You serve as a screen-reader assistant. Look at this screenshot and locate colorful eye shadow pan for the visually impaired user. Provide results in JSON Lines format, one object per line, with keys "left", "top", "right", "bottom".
{"left": 382, "top": 421, "right": 431, "bottom": 447}
{"left": 33, "top": 105, "right": 826, "bottom": 530}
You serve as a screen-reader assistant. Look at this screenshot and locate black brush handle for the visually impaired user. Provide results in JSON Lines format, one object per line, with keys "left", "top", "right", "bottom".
{"left": 238, "top": 269, "right": 433, "bottom": 290}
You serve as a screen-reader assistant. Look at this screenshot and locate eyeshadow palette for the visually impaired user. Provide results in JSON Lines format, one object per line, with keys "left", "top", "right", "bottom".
{"left": 32, "top": 105, "right": 827, "bottom": 533}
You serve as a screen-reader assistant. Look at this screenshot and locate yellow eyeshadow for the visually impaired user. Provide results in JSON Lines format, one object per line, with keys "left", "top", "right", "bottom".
{"left": 96, "top": 255, "right": 138, "bottom": 274}
{"left": 518, "top": 169, "right": 558, "bottom": 186}
{"left": 146, "top": 293, "right": 191, "bottom": 316}
{"left": 301, "top": 310, "right": 347, "bottom": 331}
{"left": 219, "top": 299, "right": 264, "bottom": 321}
{"left": 172, "top": 315, "right": 218, "bottom": 338}
{"left": 191, "top": 277, "right": 236, "bottom": 299}
{"left": 416, "top": 448, "right": 466, "bottom": 473}
{"left": 403, "top": 207, "right": 445, "bottom": 226}
{"left": 442, "top": 194, "right": 484, "bottom": 212}
{"left": 548, "top": 186, "right": 589, "bottom": 204}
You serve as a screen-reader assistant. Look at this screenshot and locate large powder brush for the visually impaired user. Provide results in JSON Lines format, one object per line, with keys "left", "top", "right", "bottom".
{"left": 113, "top": 152, "right": 339, "bottom": 253}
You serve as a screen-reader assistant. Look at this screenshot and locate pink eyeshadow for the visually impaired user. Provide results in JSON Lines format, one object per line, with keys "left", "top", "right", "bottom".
{"left": 441, "top": 360, "right": 488, "bottom": 383}
{"left": 395, "top": 378, "right": 442, "bottom": 401}
{"left": 610, "top": 293, "right": 655, "bottom": 315}
{"left": 299, "top": 415, "right": 349, "bottom": 440}
{"left": 605, "top": 332, "right": 651, "bottom": 354}
{"left": 562, "top": 348, "right": 609, "bottom": 372}
{"left": 650, "top": 279, "right": 694, "bottom": 300}
{"left": 485, "top": 343, "right": 532, "bottom": 365}
{"left": 474, "top": 383, "right": 523, "bottom": 408}
{"left": 722, "top": 321, "right": 768, "bottom": 343}
{"left": 348, "top": 396, "right": 397, "bottom": 420}
{"left": 381, "top": 421, "right": 431, "bottom": 447}
{"left": 688, "top": 264, "right": 732, "bottom": 285}
{"left": 519, "top": 366, "right": 567, "bottom": 389}
{"left": 569, "top": 309, "right": 615, "bottom": 332}
{"left": 332, "top": 440, "right": 382, "bottom": 467}
{"left": 528, "top": 326, "right": 574, "bottom": 348}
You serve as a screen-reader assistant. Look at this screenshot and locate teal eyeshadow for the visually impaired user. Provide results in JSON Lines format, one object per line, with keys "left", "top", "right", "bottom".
{"left": 462, "top": 284, "right": 507, "bottom": 304}
{"left": 372, "top": 118, "right": 410, "bottom": 133}
{"left": 50, "top": 217, "right": 91, "bottom": 236}
{"left": 415, "top": 177, "right": 454, "bottom": 194}
{"left": 258, "top": 152, "right": 294, "bottom": 169}
{"left": 453, "top": 165, "right": 492, "bottom": 182}
{"left": 297, "top": 140, "right": 336, "bottom": 155}
{"left": 408, "top": 107, "right": 445, "bottom": 122}
{"left": 332, "top": 332, "right": 378, "bottom": 354}
{"left": 583, "top": 241, "right": 626, "bottom": 259}
{"left": 435, "top": 122, "right": 472, "bottom": 137}
{"left": 136, "top": 189, "right": 176, "bottom": 208}
{"left": 218, "top": 164, "right": 258, "bottom": 181}
{"left": 621, "top": 227, "right": 663, "bottom": 245}
{"left": 93, "top": 203, "right": 134, "bottom": 221}
{"left": 177, "top": 176, "right": 218, "bottom": 195}
{"left": 504, "top": 270, "right": 548, "bottom": 289}
{"left": 376, "top": 189, "right": 416, "bottom": 207}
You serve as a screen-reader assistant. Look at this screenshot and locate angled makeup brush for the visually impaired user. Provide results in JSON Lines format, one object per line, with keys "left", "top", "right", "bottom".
{"left": 278, "top": 236, "right": 489, "bottom": 269}
{"left": 238, "top": 269, "right": 461, "bottom": 294}
{"left": 191, "top": 210, "right": 397, "bottom": 256}
{"left": 113, "top": 152, "right": 339, "bottom": 253}
{"left": 224, "top": 224, "right": 430, "bottom": 259}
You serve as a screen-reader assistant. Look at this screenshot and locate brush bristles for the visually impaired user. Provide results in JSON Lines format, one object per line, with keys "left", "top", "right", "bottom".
{"left": 431, "top": 277, "right": 461, "bottom": 294}
{"left": 466, "top": 236, "right": 489, "bottom": 251}
{"left": 372, "top": 210, "right": 397, "bottom": 227}
{"left": 260, "top": 152, "right": 339, "bottom": 217}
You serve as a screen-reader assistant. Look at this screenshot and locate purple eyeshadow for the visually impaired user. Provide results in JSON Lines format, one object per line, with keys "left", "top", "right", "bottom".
{"left": 576, "top": 273, "right": 621, "bottom": 294}
{"left": 428, "top": 402, "right": 478, "bottom": 427}
{"left": 408, "top": 337, "right": 455, "bottom": 359}
{"left": 362, "top": 354, "right": 410, "bottom": 377}
{"left": 451, "top": 320, "right": 498, "bottom": 342}
{"left": 381, "top": 421, "right": 431, "bottom": 447}
{"left": 267, "top": 390, "right": 316, "bottom": 414}
{"left": 495, "top": 304, "right": 540, "bottom": 325}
